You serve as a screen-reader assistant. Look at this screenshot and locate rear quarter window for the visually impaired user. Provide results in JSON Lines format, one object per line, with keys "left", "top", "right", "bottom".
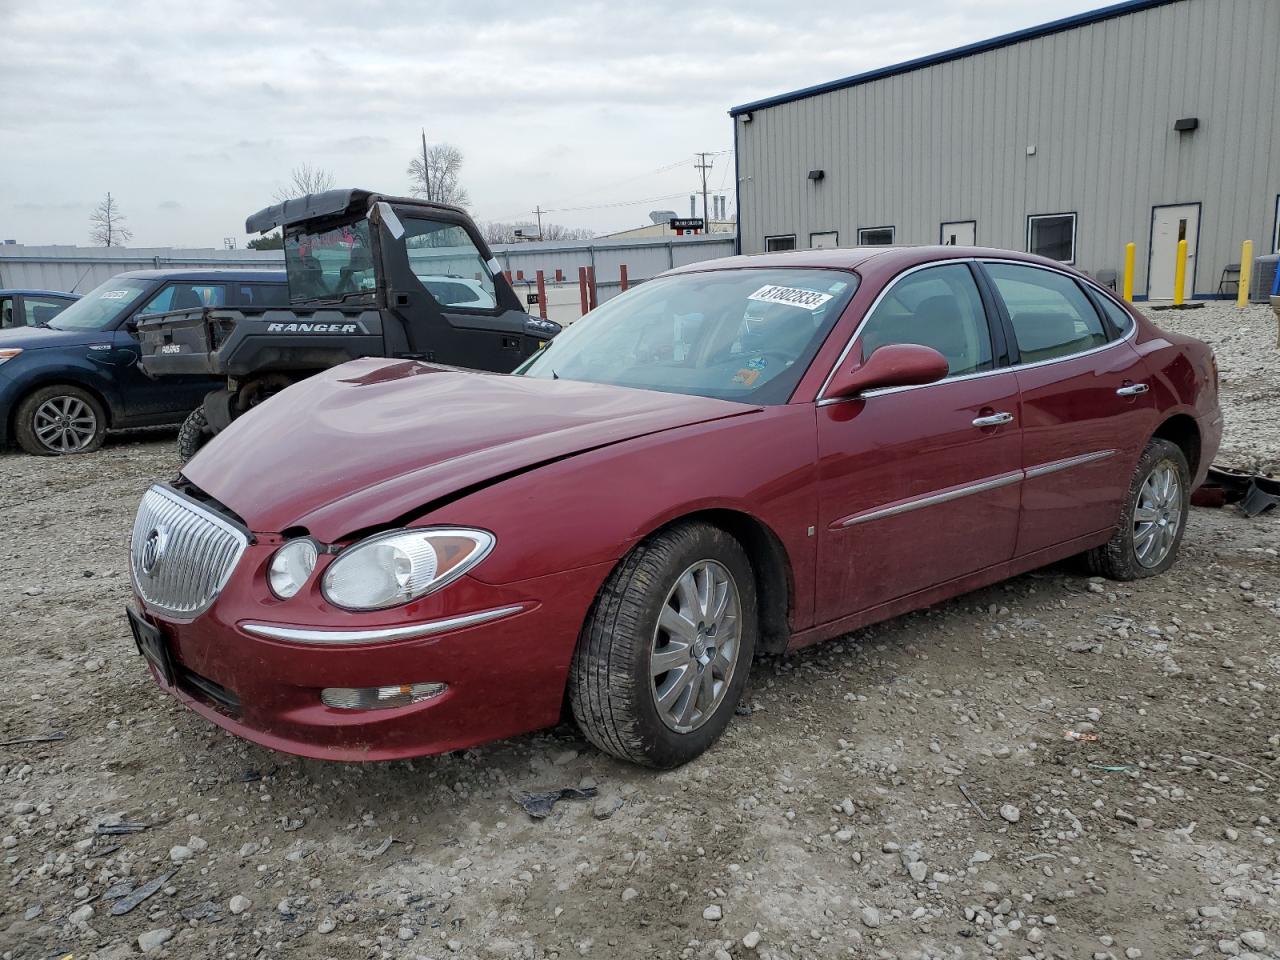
{"left": 1092, "top": 292, "right": 1135, "bottom": 337}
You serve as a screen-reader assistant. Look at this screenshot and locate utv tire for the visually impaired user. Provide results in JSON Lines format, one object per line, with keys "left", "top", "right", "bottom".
{"left": 569, "top": 522, "right": 757, "bottom": 768}
{"left": 1086, "top": 438, "right": 1190, "bottom": 580}
{"left": 176, "top": 407, "right": 213, "bottom": 462}
{"left": 15, "top": 385, "right": 107, "bottom": 456}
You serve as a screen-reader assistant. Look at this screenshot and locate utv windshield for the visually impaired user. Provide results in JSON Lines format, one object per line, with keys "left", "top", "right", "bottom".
{"left": 47, "top": 277, "right": 153, "bottom": 331}
{"left": 285, "top": 218, "right": 375, "bottom": 302}
{"left": 518, "top": 268, "right": 858, "bottom": 404}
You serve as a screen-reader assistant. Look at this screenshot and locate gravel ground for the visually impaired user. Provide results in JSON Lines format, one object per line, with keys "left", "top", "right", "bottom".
{"left": 1, "top": 303, "right": 1277, "bottom": 960}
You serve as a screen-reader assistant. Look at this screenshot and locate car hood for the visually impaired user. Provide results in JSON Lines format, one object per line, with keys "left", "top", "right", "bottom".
{"left": 0, "top": 325, "right": 108, "bottom": 350}
{"left": 183, "top": 358, "right": 760, "bottom": 540}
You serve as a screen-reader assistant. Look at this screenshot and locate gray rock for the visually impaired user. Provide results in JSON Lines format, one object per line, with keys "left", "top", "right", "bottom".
{"left": 703, "top": 904, "right": 722, "bottom": 921}
{"left": 743, "top": 930, "right": 762, "bottom": 949}
{"left": 229, "top": 894, "right": 251, "bottom": 915}
{"left": 907, "top": 861, "right": 928, "bottom": 882}
{"left": 999, "top": 804, "right": 1021, "bottom": 823}
{"left": 1240, "top": 932, "right": 1265, "bottom": 951}
{"left": 69, "top": 903, "right": 94, "bottom": 924}
{"left": 137, "top": 928, "right": 173, "bottom": 953}
{"left": 317, "top": 917, "right": 336, "bottom": 934}
{"left": 861, "top": 906, "right": 881, "bottom": 928}
{"left": 169, "top": 845, "right": 193, "bottom": 863}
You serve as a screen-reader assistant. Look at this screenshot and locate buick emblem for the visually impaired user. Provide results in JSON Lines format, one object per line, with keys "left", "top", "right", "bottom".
{"left": 141, "top": 526, "right": 168, "bottom": 577}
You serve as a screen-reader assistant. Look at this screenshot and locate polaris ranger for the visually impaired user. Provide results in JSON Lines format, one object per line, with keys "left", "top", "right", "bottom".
{"left": 137, "top": 188, "right": 560, "bottom": 458}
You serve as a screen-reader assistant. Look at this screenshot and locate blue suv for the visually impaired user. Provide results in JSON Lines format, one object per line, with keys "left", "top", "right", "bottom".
{"left": 0, "top": 269, "right": 286, "bottom": 455}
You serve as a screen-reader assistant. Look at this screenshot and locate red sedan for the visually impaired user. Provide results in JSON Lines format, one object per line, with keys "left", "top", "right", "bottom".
{"left": 126, "top": 246, "right": 1221, "bottom": 767}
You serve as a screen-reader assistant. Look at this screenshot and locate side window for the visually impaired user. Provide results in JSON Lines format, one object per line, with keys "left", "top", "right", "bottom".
{"left": 137, "top": 283, "right": 227, "bottom": 317}
{"left": 240, "top": 284, "right": 289, "bottom": 307}
{"left": 1092, "top": 292, "right": 1135, "bottom": 337}
{"left": 0, "top": 297, "right": 14, "bottom": 329}
{"left": 985, "top": 263, "right": 1108, "bottom": 363}
{"left": 858, "top": 263, "right": 993, "bottom": 376}
{"left": 22, "top": 296, "right": 72, "bottom": 326}
{"left": 401, "top": 218, "right": 497, "bottom": 310}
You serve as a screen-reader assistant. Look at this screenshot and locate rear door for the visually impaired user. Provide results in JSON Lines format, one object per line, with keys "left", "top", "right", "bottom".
{"left": 980, "top": 261, "right": 1156, "bottom": 557}
{"left": 117, "top": 281, "right": 228, "bottom": 420}
{"left": 814, "top": 261, "right": 1022, "bottom": 624}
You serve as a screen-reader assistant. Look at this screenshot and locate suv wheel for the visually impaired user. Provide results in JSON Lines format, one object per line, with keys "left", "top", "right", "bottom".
{"left": 568, "top": 522, "right": 757, "bottom": 768}
{"left": 15, "top": 385, "right": 107, "bottom": 456}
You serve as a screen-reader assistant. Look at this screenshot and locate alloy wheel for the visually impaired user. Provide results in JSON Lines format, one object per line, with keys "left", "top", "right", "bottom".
{"left": 1133, "top": 460, "right": 1182, "bottom": 568}
{"left": 32, "top": 395, "right": 99, "bottom": 453}
{"left": 650, "top": 559, "right": 742, "bottom": 733}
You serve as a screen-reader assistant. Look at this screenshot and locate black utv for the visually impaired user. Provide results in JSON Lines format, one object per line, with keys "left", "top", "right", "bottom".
{"left": 137, "top": 188, "right": 560, "bottom": 458}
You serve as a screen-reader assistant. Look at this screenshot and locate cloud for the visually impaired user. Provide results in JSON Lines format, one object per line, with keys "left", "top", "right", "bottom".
{"left": 0, "top": 0, "right": 1105, "bottom": 246}
{"left": 157, "top": 200, "right": 182, "bottom": 210}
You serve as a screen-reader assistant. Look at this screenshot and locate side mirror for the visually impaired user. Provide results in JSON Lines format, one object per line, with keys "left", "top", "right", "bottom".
{"left": 825, "top": 343, "right": 949, "bottom": 399}
{"left": 123, "top": 318, "right": 140, "bottom": 335}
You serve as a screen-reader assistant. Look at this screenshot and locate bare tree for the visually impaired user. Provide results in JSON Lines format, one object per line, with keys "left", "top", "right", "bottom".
{"left": 481, "top": 221, "right": 595, "bottom": 244}
{"left": 407, "top": 133, "right": 469, "bottom": 207}
{"left": 273, "top": 163, "right": 336, "bottom": 203}
{"left": 88, "top": 193, "right": 133, "bottom": 247}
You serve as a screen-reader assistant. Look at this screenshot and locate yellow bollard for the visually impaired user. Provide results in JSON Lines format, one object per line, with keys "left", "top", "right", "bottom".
{"left": 1172, "top": 238, "right": 1188, "bottom": 306}
{"left": 1123, "top": 242, "right": 1136, "bottom": 302}
{"left": 1236, "top": 240, "right": 1253, "bottom": 308}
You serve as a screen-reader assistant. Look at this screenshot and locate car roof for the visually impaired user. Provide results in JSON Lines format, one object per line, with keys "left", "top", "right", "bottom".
{"left": 0, "top": 288, "right": 79, "bottom": 298}
{"left": 664, "top": 245, "right": 1082, "bottom": 277}
{"left": 113, "top": 269, "right": 287, "bottom": 283}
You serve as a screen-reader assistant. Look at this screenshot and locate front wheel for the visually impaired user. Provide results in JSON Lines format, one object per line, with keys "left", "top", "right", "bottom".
{"left": 1086, "top": 438, "right": 1191, "bottom": 580}
{"left": 14, "top": 385, "right": 107, "bottom": 456}
{"left": 176, "top": 407, "right": 213, "bottom": 462}
{"left": 569, "top": 522, "right": 757, "bottom": 768}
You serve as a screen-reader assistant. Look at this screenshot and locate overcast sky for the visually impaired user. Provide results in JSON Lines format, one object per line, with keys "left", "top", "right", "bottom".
{"left": 0, "top": 0, "right": 1106, "bottom": 248}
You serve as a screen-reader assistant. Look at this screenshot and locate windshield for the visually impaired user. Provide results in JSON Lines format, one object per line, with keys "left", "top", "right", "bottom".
{"left": 285, "top": 218, "right": 375, "bottom": 302}
{"left": 518, "top": 268, "right": 858, "bottom": 404}
{"left": 48, "top": 277, "right": 152, "bottom": 331}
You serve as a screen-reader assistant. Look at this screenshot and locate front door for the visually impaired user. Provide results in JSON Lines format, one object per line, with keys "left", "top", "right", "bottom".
{"left": 940, "top": 221, "right": 976, "bottom": 246}
{"left": 981, "top": 261, "right": 1157, "bottom": 556}
{"left": 1148, "top": 204, "right": 1200, "bottom": 300}
{"left": 815, "top": 262, "right": 1022, "bottom": 624}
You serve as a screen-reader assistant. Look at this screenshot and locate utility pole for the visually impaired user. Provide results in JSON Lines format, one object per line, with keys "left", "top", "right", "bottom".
{"left": 534, "top": 205, "right": 544, "bottom": 239}
{"left": 694, "top": 153, "right": 713, "bottom": 232}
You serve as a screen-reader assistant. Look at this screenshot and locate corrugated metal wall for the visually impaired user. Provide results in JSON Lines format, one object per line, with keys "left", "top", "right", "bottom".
{"left": 0, "top": 246, "right": 284, "bottom": 293}
{"left": 0, "top": 236, "right": 735, "bottom": 308}
{"left": 736, "top": 0, "right": 1280, "bottom": 297}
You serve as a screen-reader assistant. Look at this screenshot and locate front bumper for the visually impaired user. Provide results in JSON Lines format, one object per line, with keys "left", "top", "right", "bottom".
{"left": 131, "top": 550, "right": 613, "bottom": 762}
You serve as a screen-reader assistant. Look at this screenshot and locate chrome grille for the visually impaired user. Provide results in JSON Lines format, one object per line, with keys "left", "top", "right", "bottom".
{"left": 130, "top": 485, "right": 249, "bottom": 618}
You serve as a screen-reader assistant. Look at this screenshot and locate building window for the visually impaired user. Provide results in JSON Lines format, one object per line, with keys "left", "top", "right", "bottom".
{"left": 765, "top": 235, "right": 796, "bottom": 252}
{"left": 1026, "top": 213, "right": 1076, "bottom": 263}
{"left": 858, "top": 226, "right": 895, "bottom": 246}
{"left": 809, "top": 231, "right": 839, "bottom": 249}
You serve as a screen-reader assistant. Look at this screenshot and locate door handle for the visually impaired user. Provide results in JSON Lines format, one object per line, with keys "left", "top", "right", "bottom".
{"left": 1116, "top": 383, "right": 1149, "bottom": 396}
{"left": 972, "top": 412, "right": 1014, "bottom": 427}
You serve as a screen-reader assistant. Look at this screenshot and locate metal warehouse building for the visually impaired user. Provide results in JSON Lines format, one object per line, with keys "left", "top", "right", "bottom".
{"left": 730, "top": 0, "right": 1280, "bottom": 300}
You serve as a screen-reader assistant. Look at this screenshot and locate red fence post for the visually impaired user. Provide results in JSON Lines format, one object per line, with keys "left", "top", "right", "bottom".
{"left": 536, "top": 269, "right": 547, "bottom": 320}
{"left": 578, "top": 266, "right": 589, "bottom": 316}
{"left": 555, "top": 268, "right": 564, "bottom": 282}
{"left": 587, "top": 266, "right": 598, "bottom": 310}
{"left": 619, "top": 264, "right": 629, "bottom": 292}
{"left": 503, "top": 270, "right": 512, "bottom": 285}
{"left": 516, "top": 270, "right": 525, "bottom": 281}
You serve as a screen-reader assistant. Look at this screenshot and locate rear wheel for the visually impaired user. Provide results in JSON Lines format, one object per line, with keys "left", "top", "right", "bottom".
{"left": 15, "top": 385, "right": 107, "bottom": 456}
{"left": 176, "top": 407, "right": 213, "bottom": 462}
{"left": 1086, "top": 438, "right": 1190, "bottom": 580}
{"left": 569, "top": 522, "right": 757, "bottom": 768}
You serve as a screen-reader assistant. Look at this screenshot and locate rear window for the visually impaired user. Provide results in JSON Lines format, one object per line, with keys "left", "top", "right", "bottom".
{"left": 985, "top": 263, "right": 1108, "bottom": 364}
{"left": 239, "top": 283, "right": 289, "bottom": 307}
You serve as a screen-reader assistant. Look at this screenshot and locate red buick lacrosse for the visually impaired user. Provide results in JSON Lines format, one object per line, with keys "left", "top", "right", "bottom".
{"left": 127, "top": 246, "right": 1220, "bottom": 767}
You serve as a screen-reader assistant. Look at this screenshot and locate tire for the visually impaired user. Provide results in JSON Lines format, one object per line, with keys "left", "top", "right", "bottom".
{"left": 14, "top": 385, "right": 107, "bottom": 456}
{"left": 176, "top": 407, "right": 213, "bottom": 462}
{"left": 569, "top": 522, "right": 758, "bottom": 768}
{"left": 1086, "top": 438, "right": 1191, "bottom": 580}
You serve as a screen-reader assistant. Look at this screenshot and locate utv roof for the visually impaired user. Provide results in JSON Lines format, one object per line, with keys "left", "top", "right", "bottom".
{"left": 245, "top": 188, "right": 467, "bottom": 234}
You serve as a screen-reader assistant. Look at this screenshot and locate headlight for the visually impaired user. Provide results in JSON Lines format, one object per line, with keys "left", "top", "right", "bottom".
{"left": 0, "top": 348, "right": 22, "bottom": 366}
{"left": 269, "top": 539, "right": 319, "bottom": 599}
{"left": 321, "top": 528, "right": 494, "bottom": 611}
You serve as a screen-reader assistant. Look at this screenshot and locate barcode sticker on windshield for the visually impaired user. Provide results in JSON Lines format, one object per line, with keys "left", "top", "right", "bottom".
{"left": 100, "top": 290, "right": 133, "bottom": 300}
{"left": 747, "top": 285, "right": 833, "bottom": 311}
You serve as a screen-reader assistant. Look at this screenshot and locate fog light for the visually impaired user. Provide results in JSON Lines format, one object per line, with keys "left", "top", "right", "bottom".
{"left": 320, "top": 683, "right": 447, "bottom": 710}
